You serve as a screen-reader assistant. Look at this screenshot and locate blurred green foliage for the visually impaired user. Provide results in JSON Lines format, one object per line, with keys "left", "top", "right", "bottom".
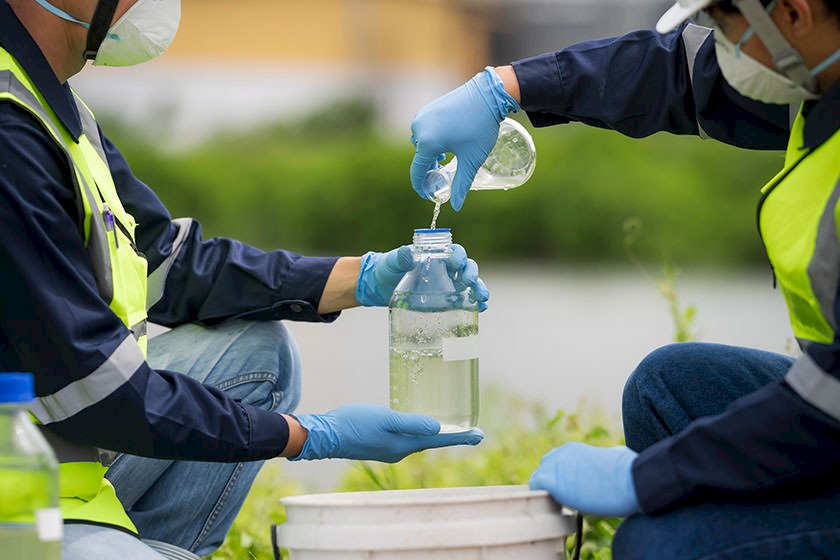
{"left": 204, "top": 459, "right": 301, "bottom": 560}
{"left": 104, "top": 99, "right": 783, "bottom": 266}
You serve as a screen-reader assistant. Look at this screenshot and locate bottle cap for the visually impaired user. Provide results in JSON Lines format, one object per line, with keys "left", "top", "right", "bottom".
{"left": 413, "top": 228, "right": 453, "bottom": 251}
{"left": 0, "top": 373, "right": 35, "bottom": 403}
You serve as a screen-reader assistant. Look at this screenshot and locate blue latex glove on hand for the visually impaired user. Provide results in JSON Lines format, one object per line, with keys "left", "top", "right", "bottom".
{"left": 410, "top": 67, "right": 520, "bottom": 211}
{"left": 290, "top": 403, "right": 485, "bottom": 462}
{"left": 529, "top": 442, "right": 641, "bottom": 517}
{"left": 355, "top": 244, "right": 490, "bottom": 310}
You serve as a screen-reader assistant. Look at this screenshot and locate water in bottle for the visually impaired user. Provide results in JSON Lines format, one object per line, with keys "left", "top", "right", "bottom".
{"left": 388, "top": 228, "right": 479, "bottom": 432}
{"left": 0, "top": 373, "right": 61, "bottom": 559}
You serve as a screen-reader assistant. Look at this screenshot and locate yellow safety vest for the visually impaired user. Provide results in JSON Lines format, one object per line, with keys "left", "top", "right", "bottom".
{"left": 758, "top": 108, "right": 840, "bottom": 347}
{"left": 0, "top": 47, "right": 149, "bottom": 534}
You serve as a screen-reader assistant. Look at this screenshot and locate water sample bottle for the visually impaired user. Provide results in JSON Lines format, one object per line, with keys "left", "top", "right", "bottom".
{"left": 426, "top": 117, "right": 537, "bottom": 205}
{"left": 388, "top": 228, "right": 479, "bottom": 433}
{"left": 0, "top": 373, "right": 61, "bottom": 559}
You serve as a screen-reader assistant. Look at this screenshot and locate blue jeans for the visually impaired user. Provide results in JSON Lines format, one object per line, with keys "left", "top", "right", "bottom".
{"left": 613, "top": 342, "right": 840, "bottom": 559}
{"left": 62, "top": 320, "right": 302, "bottom": 559}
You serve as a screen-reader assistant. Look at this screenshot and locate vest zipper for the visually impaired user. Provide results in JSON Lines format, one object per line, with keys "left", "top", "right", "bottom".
{"left": 755, "top": 149, "right": 811, "bottom": 289}
{"left": 112, "top": 215, "right": 145, "bottom": 258}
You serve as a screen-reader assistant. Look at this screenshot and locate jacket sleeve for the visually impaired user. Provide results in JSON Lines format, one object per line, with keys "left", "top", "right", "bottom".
{"left": 632, "top": 355, "right": 840, "bottom": 513}
{"left": 0, "top": 102, "right": 290, "bottom": 461}
{"left": 511, "top": 23, "right": 790, "bottom": 149}
{"left": 101, "top": 132, "right": 341, "bottom": 327}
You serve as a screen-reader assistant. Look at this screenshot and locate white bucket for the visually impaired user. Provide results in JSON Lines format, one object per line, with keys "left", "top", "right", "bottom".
{"left": 273, "top": 484, "right": 576, "bottom": 559}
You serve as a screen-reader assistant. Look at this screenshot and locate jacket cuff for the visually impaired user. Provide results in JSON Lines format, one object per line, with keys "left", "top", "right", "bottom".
{"left": 512, "top": 53, "right": 570, "bottom": 125}
{"left": 632, "top": 439, "right": 693, "bottom": 514}
{"left": 282, "top": 255, "right": 340, "bottom": 308}
{"left": 243, "top": 405, "right": 291, "bottom": 459}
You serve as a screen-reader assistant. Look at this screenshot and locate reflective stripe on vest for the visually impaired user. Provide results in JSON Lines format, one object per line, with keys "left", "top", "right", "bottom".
{"left": 0, "top": 48, "right": 148, "bottom": 533}
{"left": 758, "top": 107, "right": 840, "bottom": 420}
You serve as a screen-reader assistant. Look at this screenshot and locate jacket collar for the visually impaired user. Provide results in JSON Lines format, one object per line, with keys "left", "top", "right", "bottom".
{"left": 801, "top": 79, "right": 840, "bottom": 150}
{"left": 0, "top": 1, "right": 82, "bottom": 140}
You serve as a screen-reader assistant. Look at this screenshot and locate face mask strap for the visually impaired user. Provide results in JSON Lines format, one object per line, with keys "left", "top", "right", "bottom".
{"left": 84, "top": 0, "right": 120, "bottom": 61}
{"left": 734, "top": 28, "right": 754, "bottom": 56}
{"left": 733, "top": 0, "right": 777, "bottom": 57}
{"left": 810, "top": 48, "right": 840, "bottom": 78}
{"left": 31, "top": 0, "right": 90, "bottom": 28}
{"left": 732, "top": 0, "right": 818, "bottom": 92}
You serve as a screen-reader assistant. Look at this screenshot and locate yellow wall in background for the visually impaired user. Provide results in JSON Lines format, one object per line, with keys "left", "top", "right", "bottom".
{"left": 168, "top": 0, "right": 489, "bottom": 74}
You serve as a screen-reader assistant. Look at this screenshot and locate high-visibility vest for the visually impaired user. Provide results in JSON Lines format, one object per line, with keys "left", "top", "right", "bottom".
{"left": 759, "top": 109, "right": 840, "bottom": 346}
{"left": 0, "top": 47, "right": 149, "bottom": 534}
{"left": 759, "top": 104, "right": 840, "bottom": 421}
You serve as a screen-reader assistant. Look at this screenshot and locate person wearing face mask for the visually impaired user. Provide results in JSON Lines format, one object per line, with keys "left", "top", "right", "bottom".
{"left": 410, "top": 0, "right": 840, "bottom": 558}
{"left": 0, "top": 0, "right": 491, "bottom": 558}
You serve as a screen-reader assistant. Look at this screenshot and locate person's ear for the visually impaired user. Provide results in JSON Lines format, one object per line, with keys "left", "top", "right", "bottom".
{"left": 775, "top": 0, "right": 814, "bottom": 39}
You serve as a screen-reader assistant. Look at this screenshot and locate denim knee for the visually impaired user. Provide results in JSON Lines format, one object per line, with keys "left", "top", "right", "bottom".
{"left": 622, "top": 342, "right": 792, "bottom": 451}
{"left": 622, "top": 343, "right": 712, "bottom": 450}
{"left": 148, "top": 319, "right": 302, "bottom": 414}
{"left": 623, "top": 343, "right": 701, "bottom": 403}
{"left": 211, "top": 320, "right": 301, "bottom": 414}
{"left": 269, "top": 321, "right": 301, "bottom": 414}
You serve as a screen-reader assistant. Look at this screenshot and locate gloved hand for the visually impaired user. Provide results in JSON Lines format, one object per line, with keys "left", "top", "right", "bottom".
{"left": 529, "top": 442, "right": 641, "bottom": 517}
{"left": 410, "top": 67, "right": 520, "bottom": 211}
{"left": 355, "top": 244, "right": 490, "bottom": 310}
{"left": 289, "top": 403, "right": 485, "bottom": 462}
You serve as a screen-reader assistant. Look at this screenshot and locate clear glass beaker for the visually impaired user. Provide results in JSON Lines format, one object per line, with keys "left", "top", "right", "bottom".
{"left": 425, "top": 117, "right": 537, "bottom": 205}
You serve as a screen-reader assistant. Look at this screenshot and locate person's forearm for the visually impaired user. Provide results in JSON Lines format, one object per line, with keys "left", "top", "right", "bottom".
{"left": 509, "top": 28, "right": 708, "bottom": 136}
{"left": 494, "top": 65, "right": 521, "bottom": 104}
{"left": 318, "top": 256, "right": 361, "bottom": 314}
{"left": 280, "top": 414, "right": 307, "bottom": 457}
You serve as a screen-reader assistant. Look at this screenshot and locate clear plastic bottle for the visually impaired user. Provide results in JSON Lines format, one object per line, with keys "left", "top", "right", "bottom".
{"left": 425, "top": 117, "right": 537, "bottom": 205}
{"left": 388, "top": 228, "right": 479, "bottom": 433}
{"left": 0, "top": 373, "right": 61, "bottom": 559}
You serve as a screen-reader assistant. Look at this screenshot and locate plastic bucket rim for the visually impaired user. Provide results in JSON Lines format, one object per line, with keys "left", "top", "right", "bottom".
{"left": 279, "top": 484, "right": 549, "bottom": 508}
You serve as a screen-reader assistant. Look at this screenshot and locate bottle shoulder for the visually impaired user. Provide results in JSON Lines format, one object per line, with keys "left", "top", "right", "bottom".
{"left": 0, "top": 410, "right": 57, "bottom": 462}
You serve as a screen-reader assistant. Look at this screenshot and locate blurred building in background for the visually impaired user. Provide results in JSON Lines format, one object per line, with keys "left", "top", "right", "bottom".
{"left": 476, "top": 0, "right": 671, "bottom": 61}
{"left": 71, "top": 0, "right": 670, "bottom": 148}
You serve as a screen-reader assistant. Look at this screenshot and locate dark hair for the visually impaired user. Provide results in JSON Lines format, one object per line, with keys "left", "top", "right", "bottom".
{"left": 829, "top": 0, "right": 840, "bottom": 12}
{"left": 824, "top": 0, "right": 840, "bottom": 18}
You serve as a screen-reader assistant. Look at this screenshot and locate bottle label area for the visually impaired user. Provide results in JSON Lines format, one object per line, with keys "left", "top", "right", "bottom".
{"left": 442, "top": 335, "right": 479, "bottom": 361}
{"left": 36, "top": 508, "right": 62, "bottom": 541}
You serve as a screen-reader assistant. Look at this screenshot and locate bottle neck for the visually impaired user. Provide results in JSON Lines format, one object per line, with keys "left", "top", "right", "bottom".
{"left": 412, "top": 229, "right": 453, "bottom": 257}
{"left": 0, "top": 402, "right": 26, "bottom": 413}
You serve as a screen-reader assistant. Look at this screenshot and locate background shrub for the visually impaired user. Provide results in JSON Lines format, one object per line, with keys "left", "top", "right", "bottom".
{"left": 106, "top": 101, "right": 782, "bottom": 268}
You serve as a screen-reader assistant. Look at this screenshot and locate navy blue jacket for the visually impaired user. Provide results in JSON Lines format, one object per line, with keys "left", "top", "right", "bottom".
{"left": 513, "top": 24, "right": 840, "bottom": 514}
{"left": 0, "top": 2, "right": 339, "bottom": 462}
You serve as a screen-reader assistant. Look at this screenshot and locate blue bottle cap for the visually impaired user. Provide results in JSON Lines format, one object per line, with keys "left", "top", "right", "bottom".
{"left": 414, "top": 228, "right": 451, "bottom": 234}
{"left": 0, "top": 373, "right": 35, "bottom": 403}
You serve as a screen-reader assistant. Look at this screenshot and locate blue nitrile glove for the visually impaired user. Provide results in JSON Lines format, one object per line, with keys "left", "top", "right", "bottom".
{"left": 355, "top": 244, "right": 490, "bottom": 310}
{"left": 448, "top": 245, "right": 490, "bottom": 313}
{"left": 529, "top": 442, "right": 641, "bottom": 517}
{"left": 410, "top": 67, "right": 520, "bottom": 211}
{"left": 289, "top": 403, "right": 485, "bottom": 462}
